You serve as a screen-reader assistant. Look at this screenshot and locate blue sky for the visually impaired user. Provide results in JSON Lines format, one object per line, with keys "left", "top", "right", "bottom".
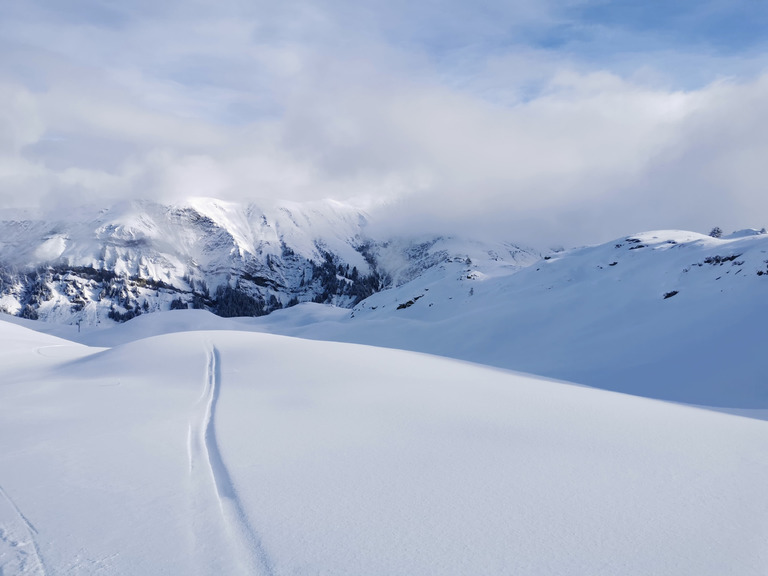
{"left": 1, "top": 0, "right": 768, "bottom": 245}
{"left": 573, "top": 0, "right": 768, "bottom": 51}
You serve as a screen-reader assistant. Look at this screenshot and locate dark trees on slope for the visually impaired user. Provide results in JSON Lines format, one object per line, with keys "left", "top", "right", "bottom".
{"left": 214, "top": 285, "right": 264, "bottom": 318}
{"left": 309, "top": 250, "right": 387, "bottom": 305}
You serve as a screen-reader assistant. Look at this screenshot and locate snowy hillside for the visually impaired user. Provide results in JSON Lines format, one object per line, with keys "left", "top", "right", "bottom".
{"left": 2, "top": 222, "right": 767, "bottom": 574}
{"left": 0, "top": 199, "right": 536, "bottom": 325}
{"left": 248, "top": 228, "right": 768, "bottom": 409}
{"left": 2, "top": 318, "right": 767, "bottom": 575}
{"left": 5, "top": 225, "right": 766, "bottom": 410}
{"left": 0, "top": 198, "right": 380, "bottom": 323}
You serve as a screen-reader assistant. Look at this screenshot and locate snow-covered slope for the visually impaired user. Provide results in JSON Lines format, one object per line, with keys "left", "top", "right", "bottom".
{"left": 0, "top": 197, "right": 385, "bottom": 323}
{"left": 5, "top": 227, "right": 765, "bottom": 409}
{"left": 0, "top": 198, "right": 369, "bottom": 273}
{"left": 0, "top": 199, "right": 536, "bottom": 325}
{"left": 3, "top": 200, "right": 767, "bottom": 408}
{"left": 2, "top": 318, "right": 767, "bottom": 575}
{"left": 249, "top": 229, "right": 768, "bottom": 409}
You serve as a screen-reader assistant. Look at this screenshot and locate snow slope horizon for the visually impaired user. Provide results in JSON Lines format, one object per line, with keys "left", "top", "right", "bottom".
{"left": 258, "top": 228, "right": 768, "bottom": 410}
{"left": 9, "top": 227, "right": 766, "bottom": 411}
{"left": 2, "top": 319, "right": 767, "bottom": 575}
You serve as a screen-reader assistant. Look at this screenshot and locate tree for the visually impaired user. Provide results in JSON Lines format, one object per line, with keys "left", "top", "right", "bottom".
{"left": 170, "top": 297, "right": 187, "bottom": 310}
{"left": 709, "top": 227, "right": 723, "bottom": 238}
{"left": 214, "top": 285, "right": 264, "bottom": 318}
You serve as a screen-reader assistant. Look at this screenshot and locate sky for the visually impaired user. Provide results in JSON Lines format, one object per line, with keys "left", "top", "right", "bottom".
{"left": 1, "top": 0, "right": 768, "bottom": 247}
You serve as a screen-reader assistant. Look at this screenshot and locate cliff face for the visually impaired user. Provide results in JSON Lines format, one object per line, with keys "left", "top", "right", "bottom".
{"left": 0, "top": 198, "right": 536, "bottom": 325}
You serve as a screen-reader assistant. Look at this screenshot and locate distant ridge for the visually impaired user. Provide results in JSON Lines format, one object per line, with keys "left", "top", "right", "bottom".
{"left": 0, "top": 197, "right": 535, "bottom": 324}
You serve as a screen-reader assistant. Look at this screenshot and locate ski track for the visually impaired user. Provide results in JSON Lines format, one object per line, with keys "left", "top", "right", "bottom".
{"left": 187, "top": 344, "right": 273, "bottom": 576}
{"left": 0, "top": 483, "right": 46, "bottom": 576}
{"left": 35, "top": 345, "right": 65, "bottom": 358}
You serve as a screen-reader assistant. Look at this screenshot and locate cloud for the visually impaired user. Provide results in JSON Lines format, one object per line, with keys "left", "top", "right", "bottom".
{"left": 1, "top": 0, "right": 767, "bottom": 247}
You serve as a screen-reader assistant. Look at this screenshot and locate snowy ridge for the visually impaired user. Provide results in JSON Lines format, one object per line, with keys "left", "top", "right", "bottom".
{"left": 249, "top": 228, "right": 768, "bottom": 409}
{"left": 353, "top": 228, "right": 768, "bottom": 318}
{"left": 0, "top": 197, "right": 378, "bottom": 324}
{"left": 3, "top": 224, "right": 765, "bottom": 408}
{"left": 0, "top": 198, "right": 536, "bottom": 326}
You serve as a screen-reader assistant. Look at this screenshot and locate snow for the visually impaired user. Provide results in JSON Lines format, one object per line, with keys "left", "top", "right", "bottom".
{"left": 32, "top": 234, "right": 67, "bottom": 263}
{"left": 725, "top": 228, "right": 766, "bottom": 239}
{"left": 1, "top": 317, "right": 768, "bottom": 575}
{"left": 246, "top": 229, "right": 768, "bottom": 411}
{"left": 0, "top": 197, "right": 545, "bottom": 325}
{"left": 0, "top": 196, "right": 371, "bottom": 282}
{"left": 2, "top": 224, "right": 768, "bottom": 573}
{"left": 5, "top": 227, "right": 765, "bottom": 410}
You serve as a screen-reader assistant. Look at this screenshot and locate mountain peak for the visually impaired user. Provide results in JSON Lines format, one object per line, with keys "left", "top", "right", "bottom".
{"left": 0, "top": 198, "right": 534, "bottom": 326}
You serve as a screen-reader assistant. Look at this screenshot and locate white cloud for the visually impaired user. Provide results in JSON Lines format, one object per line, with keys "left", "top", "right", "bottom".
{"left": 1, "top": 1, "right": 767, "bottom": 247}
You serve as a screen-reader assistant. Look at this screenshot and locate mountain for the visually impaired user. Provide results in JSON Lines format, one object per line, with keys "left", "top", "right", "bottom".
{"left": 0, "top": 198, "right": 535, "bottom": 324}
{"left": 2, "top": 200, "right": 767, "bottom": 408}
{"left": 250, "top": 228, "right": 768, "bottom": 409}
{"left": 2, "top": 205, "right": 767, "bottom": 574}
{"left": 23, "top": 225, "right": 760, "bottom": 410}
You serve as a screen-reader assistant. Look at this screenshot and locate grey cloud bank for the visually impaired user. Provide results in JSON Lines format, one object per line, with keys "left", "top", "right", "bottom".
{"left": 1, "top": 0, "right": 767, "bottom": 247}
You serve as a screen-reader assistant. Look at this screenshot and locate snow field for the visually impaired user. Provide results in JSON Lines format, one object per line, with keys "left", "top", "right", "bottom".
{"left": 1, "top": 321, "right": 767, "bottom": 574}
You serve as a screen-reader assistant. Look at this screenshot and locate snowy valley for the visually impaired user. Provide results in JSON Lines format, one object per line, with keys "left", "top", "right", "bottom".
{"left": 5, "top": 0, "right": 768, "bottom": 572}
{"left": 1, "top": 201, "right": 767, "bottom": 575}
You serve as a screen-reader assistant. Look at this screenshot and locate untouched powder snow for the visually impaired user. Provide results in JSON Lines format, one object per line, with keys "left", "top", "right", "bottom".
{"left": 1, "top": 318, "right": 767, "bottom": 575}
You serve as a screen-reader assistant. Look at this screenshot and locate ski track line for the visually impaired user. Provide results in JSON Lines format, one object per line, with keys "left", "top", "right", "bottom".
{"left": 187, "top": 344, "right": 273, "bottom": 576}
{"left": 35, "top": 345, "right": 66, "bottom": 358}
{"left": 0, "top": 483, "right": 46, "bottom": 576}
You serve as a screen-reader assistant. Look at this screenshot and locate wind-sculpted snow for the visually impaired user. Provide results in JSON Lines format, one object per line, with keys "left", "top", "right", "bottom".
{"left": 1, "top": 319, "right": 767, "bottom": 574}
